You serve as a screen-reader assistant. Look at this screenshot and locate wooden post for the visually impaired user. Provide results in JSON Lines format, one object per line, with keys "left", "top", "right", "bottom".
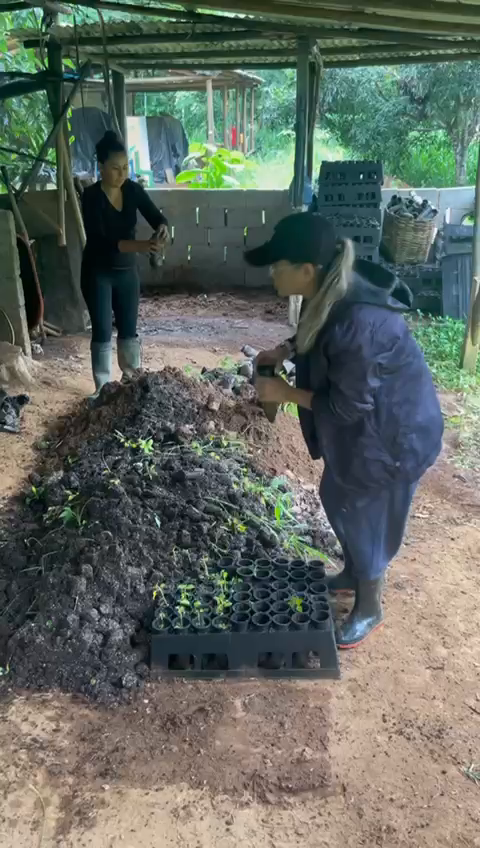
{"left": 250, "top": 86, "right": 255, "bottom": 152}
{"left": 112, "top": 69, "right": 127, "bottom": 147}
{"left": 461, "top": 141, "right": 480, "bottom": 372}
{"left": 293, "top": 37, "right": 309, "bottom": 209}
{"left": 242, "top": 87, "right": 248, "bottom": 154}
{"left": 306, "top": 61, "right": 318, "bottom": 183}
{"left": 206, "top": 77, "right": 215, "bottom": 144}
{"left": 47, "top": 37, "right": 66, "bottom": 246}
{"left": 223, "top": 85, "right": 229, "bottom": 148}
{"left": 235, "top": 85, "right": 240, "bottom": 150}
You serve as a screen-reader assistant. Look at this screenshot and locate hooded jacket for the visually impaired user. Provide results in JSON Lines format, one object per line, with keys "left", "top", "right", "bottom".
{"left": 294, "top": 259, "right": 444, "bottom": 491}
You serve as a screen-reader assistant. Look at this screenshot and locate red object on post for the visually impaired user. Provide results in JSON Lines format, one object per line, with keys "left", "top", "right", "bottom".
{"left": 231, "top": 126, "right": 237, "bottom": 148}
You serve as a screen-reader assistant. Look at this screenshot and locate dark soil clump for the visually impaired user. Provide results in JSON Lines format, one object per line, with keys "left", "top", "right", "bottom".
{"left": 0, "top": 370, "right": 333, "bottom": 703}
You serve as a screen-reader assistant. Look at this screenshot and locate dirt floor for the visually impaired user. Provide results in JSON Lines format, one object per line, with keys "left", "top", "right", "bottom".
{"left": 0, "top": 293, "right": 479, "bottom": 848}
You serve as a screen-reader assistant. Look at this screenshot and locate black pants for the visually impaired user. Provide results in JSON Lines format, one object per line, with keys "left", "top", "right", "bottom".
{"left": 81, "top": 267, "right": 140, "bottom": 344}
{"left": 319, "top": 466, "right": 418, "bottom": 580}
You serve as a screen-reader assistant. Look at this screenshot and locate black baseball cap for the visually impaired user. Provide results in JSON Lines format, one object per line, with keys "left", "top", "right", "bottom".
{"left": 244, "top": 212, "right": 337, "bottom": 268}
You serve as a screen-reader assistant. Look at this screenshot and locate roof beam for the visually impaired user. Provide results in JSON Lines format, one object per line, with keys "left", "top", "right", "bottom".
{"left": 325, "top": 50, "right": 480, "bottom": 68}
{"left": 70, "top": 41, "right": 480, "bottom": 63}
{"left": 299, "top": 0, "right": 480, "bottom": 25}
{"left": 23, "top": 30, "right": 273, "bottom": 48}
{"left": 178, "top": 0, "right": 480, "bottom": 37}
{"left": 106, "top": 61, "right": 296, "bottom": 70}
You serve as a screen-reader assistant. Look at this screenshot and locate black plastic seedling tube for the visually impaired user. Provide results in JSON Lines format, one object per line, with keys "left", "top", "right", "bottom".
{"left": 292, "top": 612, "right": 310, "bottom": 631}
{"left": 312, "top": 601, "right": 330, "bottom": 614}
{"left": 238, "top": 558, "right": 254, "bottom": 569}
{"left": 192, "top": 616, "right": 212, "bottom": 634}
{"left": 253, "top": 568, "right": 271, "bottom": 582}
{"left": 292, "top": 581, "right": 308, "bottom": 594}
{"left": 272, "top": 579, "right": 289, "bottom": 591}
{"left": 271, "top": 601, "right": 289, "bottom": 615}
{"left": 311, "top": 610, "right": 330, "bottom": 631}
{"left": 272, "top": 589, "right": 290, "bottom": 601}
{"left": 152, "top": 615, "right": 170, "bottom": 634}
{"left": 252, "top": 612, "right": 270, "bottom": 632}
{"left": 253, "top": 601, "right": 270, "bottom": 615}
{"left": 310, "top": 581, "right": 328, "bottom": 596}
{"left": 252, "top": 588, "right": 270, "bottom": 602}
{"left": 273, "top": 557, "right": 290, "bottom": 568}
{"left": 219, "top": 556, "right": 236, "bottom": 575}
{"left": 237, "top": 565, "right": 254, "bottom": 579}
{"left": 308, "top": 560, "right": 327, "bottom": 575}
{"left": 233, "top": 601, "right": 250, "bottom": 614}
{"left": 231, "top": 581, "right": 250, "bottom": 594}
{"left": 212, "top": 615, "right": 230, "bottom": 632}
{"left": 233, "top": 591, "right": 251, "bottom": 603}
{"left": 310, "top": 569, "right": 327, "bottom": 582}
{"left": 289, "top": 569, "right": 307, "bottom": 582}
{"left": 255, "top": 558, "right": 272, "bottom": 570}
{"left": 274, "top": 568, "right": 289, "bottom": 580}
{"left": 171, "top": 616, "right": 191, "bottom": 634}
{"left": 272, "top": 614, "right": 291, "bottom": 631}
{"left": 290, "top": 559, "right": 306, "bottom": 569}
{"left": 196, "top": 587, "right": 214, "bottom": 601}
{"left": 231, "top": 612, "right": 250, "bottom": 632}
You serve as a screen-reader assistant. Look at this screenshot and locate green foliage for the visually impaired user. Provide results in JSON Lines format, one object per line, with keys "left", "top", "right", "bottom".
{"left": 322, "top": 63, "right": 480, "bottom": 186}
{"left": 409, "top": 315, "right": 480, "bottom": 392}
{"left": 176, "top": 143, "right": 250, "bottom": 188}
{"left": 0, "top": 10, "right": 53, "bottom": 185}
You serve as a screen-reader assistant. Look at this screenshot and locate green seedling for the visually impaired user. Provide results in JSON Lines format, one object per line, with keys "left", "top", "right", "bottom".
{"left": 177, "top": 583, "right": 195, "bottom": 609}
{"left": 0, "top": 663, "right": 10, "bottom": 677}
{"left": 227, "top": 516, "right": 247, "bottom": 534}
{"left": 25, "top": 485, "right": 44, "bottom": 505}
{"left": 175, "top": 606, "right": 187, "bottom": 627}
{"left": 115, "top": 431, "right": 154, "bottom": 455}
{"left": 215, "top": 594, "right": 232, "bottom": 616}
{"left": 152, "top": 582, "right": 167, "bottom": 604}
{"left": 288, "top": 596, "right": 303, "bottom": 614}
{"left": 193, "top": 600, "right": 206, "bottom": 627}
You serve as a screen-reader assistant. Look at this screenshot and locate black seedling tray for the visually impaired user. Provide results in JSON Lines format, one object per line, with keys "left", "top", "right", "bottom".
{"left": 319, "top": 159, "right": 384, "bottom": 185}
{"left": 317, "top": 183, "right": 382, "bottom": 208}
{"left": 150, "top": 558, "right": 340, "bottom": 680}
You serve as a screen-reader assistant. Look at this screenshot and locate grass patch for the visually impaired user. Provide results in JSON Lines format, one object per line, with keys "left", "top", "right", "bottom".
{"left": 409, "top": 315, "right": 480, "bottom": 393}
{"left": 462, "top": 763, "right": 480, "bottom": 787}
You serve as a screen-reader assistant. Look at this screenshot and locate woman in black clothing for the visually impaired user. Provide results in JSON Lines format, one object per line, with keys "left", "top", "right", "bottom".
{"left": 81, "top": 130, "right": 168, "bottom": 397}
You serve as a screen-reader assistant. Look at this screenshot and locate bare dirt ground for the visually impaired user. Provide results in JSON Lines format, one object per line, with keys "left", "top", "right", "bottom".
{"left": 1, "top": 293, "right": 479, "bottom": 848}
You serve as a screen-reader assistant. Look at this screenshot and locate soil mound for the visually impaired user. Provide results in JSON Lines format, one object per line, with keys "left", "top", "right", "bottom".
{"left": 0, "top": 370, "right": 333, "bottom": 703}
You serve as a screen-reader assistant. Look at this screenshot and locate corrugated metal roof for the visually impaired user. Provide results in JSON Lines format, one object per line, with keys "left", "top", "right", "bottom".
{"left": 9, "top": 4, "right": 480, "bottom": 71}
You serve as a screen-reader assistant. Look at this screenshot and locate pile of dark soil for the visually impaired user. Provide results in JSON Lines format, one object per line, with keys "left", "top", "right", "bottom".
{"left": 0, "top": 370, "right": 333, "bottom": 703}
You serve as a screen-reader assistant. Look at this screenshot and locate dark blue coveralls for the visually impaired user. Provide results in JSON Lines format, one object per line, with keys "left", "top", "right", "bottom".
{"left": 295, "top": 259, "right": 444, "bottom": 581}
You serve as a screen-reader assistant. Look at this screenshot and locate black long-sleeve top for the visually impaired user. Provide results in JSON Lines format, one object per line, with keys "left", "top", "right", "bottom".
{"left": 81, "top": 179, "right": 167, "bottom": 271}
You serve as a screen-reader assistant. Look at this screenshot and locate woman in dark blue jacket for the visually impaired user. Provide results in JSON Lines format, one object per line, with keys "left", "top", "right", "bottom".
{"left": 245, "top": 212, "right": 443, "bottom": 649}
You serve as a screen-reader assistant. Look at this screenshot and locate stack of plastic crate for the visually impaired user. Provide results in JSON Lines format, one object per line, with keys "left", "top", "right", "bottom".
{"left": 316, "top": 160, "right": 383, "bottom": 262}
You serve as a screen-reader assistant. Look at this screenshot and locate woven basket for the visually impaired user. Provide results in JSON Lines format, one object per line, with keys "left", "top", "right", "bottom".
{"left": 381, "top": 209, "right": 436, "bottom": 264}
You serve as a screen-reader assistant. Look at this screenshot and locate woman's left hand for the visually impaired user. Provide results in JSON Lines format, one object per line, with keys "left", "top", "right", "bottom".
{"left": 255, "top": 376, "right": 292, "bottom": 404}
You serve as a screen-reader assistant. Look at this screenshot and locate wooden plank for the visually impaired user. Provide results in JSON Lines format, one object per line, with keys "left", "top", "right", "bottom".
{"left": 235, "top": 85, "right": 240, "bottom": 150}
{"left": 293, "top": 37, "right": 309, "bottom": 209}
{"left": 223, "top": 86, "right": 229, "bottom": 148}
{"left": 325, "top": 51, "right": 480, "bottom": 68}
{"left": 112, "top": 69, "right": 127, "bottom": 145}
{"left": 250, "top": 86, "right": 255, "bottom": 152}
{"left": 47, "top": 38, "right": 66, "bottom": 248}
{"left": 206, "top": 78, "right": 215, "bottom": 144}
{"left": 243, "top": 87, "right": 248, "bottom": 154}
{"left": 461, "top": 142, "right": 480, "bottom": 372}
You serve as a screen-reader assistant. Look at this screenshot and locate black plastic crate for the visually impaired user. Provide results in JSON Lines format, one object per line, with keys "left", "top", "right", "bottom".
{"left": 150, "top": 558, "right": 340, "bottom": 680}
{"left": 317, "top": 183, "right": 382, "bottom": 208}
{"left": 319, "top": 160, "right": 383, "bottom": 186}
{"left": 321, "top": 207, "right": 382, "bottom": 249}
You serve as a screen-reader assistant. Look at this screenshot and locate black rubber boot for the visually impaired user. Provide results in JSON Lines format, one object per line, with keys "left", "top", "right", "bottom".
{"left": 117, "top": 337, "right": 142, "bottom": 380}
{"left": 336, "top": 576, "right": 384, "bottom": 649}
{"left": 325, "top": 566, "right": 357, "bottom": 596}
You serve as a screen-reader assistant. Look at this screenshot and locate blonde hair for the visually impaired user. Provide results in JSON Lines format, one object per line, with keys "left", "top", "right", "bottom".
{"left": 296, "top": 238, "right": 355, "bottom": 354}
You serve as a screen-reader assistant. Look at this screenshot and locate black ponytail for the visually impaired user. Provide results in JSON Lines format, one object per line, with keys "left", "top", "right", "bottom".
{"left": 95, "top": 130, "right": 125, "bottom": 164}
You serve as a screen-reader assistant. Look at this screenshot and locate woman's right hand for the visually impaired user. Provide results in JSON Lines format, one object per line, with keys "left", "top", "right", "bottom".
{"left": 255, "top": 345, "right": 287, "bottom": 367}
{"left": 135, "top": 239, "right": 162, "bottom": 255}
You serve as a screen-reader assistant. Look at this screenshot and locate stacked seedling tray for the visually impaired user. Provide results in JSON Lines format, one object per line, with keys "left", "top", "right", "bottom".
{"left": 150, "top": 557, "right": 340, "bottom": 679}
{"left": 316, "top": 160, "right": 383, "bottom": 261}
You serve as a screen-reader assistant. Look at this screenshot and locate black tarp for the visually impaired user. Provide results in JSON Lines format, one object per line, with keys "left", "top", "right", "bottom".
{"left": 70, "top": 107, "right": 188, "bottom": 182}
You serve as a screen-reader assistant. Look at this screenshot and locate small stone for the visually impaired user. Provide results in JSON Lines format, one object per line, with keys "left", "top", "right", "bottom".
{"left": 238, "top": 361, "right": 253, "bottom": 379}
{"left": 121, "top": 671, "right": 138, "bottom": 690}
{"left": 179, "top": 529, "right": 192, "bottom": 548}
{"left": 80, "top": 564, "right": 94, "bottom": 580}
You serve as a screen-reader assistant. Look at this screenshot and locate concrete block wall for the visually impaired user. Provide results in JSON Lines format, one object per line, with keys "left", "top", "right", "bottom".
{"left": 136, "top": 188, "right": 291, "bottom": 290}
{"left": 0, "top": 210, "right": 31, "bottom": 356}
